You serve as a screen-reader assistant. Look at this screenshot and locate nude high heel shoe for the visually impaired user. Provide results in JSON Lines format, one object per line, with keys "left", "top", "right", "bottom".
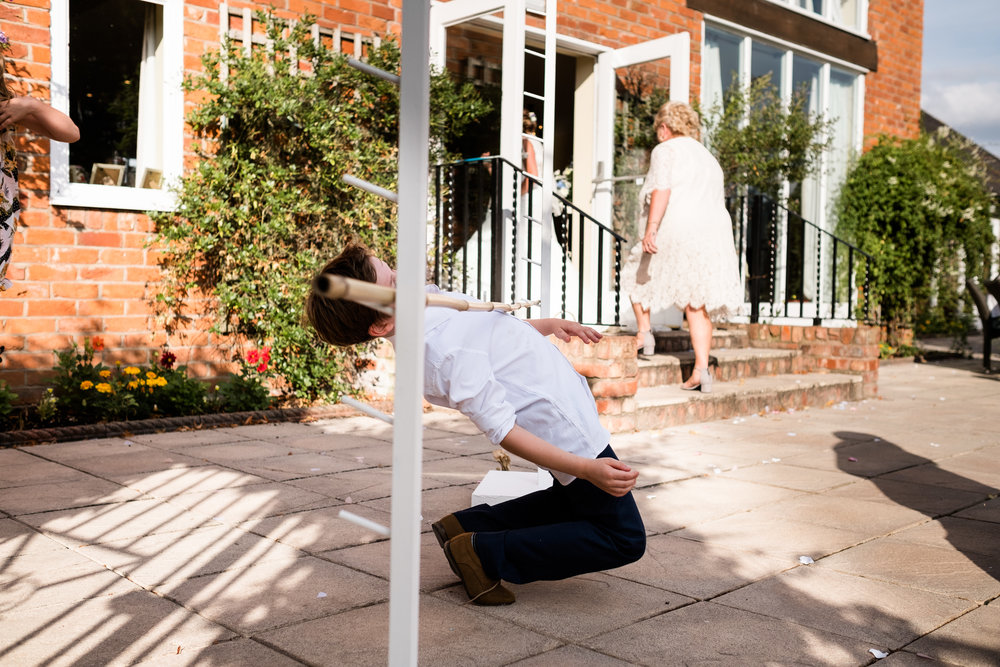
{"left": 638, "top": 331, "right": 655, "bottom": 356}
{"left": 681, "top": 366, "right": 713, "bottom": 393}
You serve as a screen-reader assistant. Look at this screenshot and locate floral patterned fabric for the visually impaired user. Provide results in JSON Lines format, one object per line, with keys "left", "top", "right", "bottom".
{"left": 620, "top": 136, "right": 743, "bottom": 321}
{"left": 0, "top": 128, "right": 20, "bottom": 291}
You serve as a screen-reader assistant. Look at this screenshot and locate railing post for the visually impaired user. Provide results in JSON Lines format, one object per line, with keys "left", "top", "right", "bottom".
{"left": 490, "top": 158, "right": 504, "bottom": 303}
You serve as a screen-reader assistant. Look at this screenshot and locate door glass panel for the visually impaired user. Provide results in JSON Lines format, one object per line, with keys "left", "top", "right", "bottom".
{"left": 613, "top": 61, "right": 670, "bottom": 241}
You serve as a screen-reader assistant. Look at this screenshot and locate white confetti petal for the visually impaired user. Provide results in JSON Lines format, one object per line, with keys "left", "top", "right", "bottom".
{"left": 647, "top": 495, "right": 656, "bottom": 500}
{"left": 868, "top": 649, "right": 888, "bottom": 659}
{"left": 317, "top": 592, "right": 327, "bottom": 598}
{"left": 798, "top": 555, "right": 815, "bottom": 565}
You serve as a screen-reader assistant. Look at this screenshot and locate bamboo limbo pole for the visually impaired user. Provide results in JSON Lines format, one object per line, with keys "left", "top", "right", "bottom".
{"left": 314, "top": 273, "right": 540, "bottom": 313}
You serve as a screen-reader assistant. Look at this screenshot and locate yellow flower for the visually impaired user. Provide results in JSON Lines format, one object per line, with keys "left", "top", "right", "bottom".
{"left": 80, "top": 380, "right": 94, "bottom": 390}
{"left": 155, "top": 377, "right": 168, "bottom": 386}
{"left": 127, "top": 381, "right": 139, "bottom": 390}
{"left": 95, "top": 383, "right": 113, "bottom": 394}
{"left": 146, "top": 371, "right": 157, "bottom": 380}
{"left": 99, "top": 370, "right": 111, "bottom": 378}
{"left": 124, "top": 366, "right": 140, "bottom": 375}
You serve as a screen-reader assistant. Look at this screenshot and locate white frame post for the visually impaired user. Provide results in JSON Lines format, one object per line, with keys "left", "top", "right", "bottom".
{"left": 389, "top": 2, "right": 430, "bottom": 663}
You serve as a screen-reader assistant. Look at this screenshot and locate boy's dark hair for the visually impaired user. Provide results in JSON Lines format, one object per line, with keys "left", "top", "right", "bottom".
{"left": 306, "top": 243, "right": 382, "bottom": 347}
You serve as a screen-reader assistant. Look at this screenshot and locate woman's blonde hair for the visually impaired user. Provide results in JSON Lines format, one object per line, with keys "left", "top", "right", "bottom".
{"left": 654, "top": 101, "right": 701, "bottom": 141}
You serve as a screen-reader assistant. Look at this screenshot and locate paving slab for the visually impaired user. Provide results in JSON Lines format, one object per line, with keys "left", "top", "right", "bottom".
{"left": 903, "top": 603, "right": 1000, "bottom": 667}
{"left": 157, "top": 555, "right": 388, "bottom": 634}
{"left": 0, "top": 476, "right": 140, "bottom": 516}
{"left": 257, "top": 596, "right": 561, "bottom": 666}
{"left": 238, "top": 504, "right": 390, "bottom": 553}
{"left": 583, "top": 600, "right": 874, "bottom": 665}
{"left": 321, "top": 531, "right": 458, "bottom": 593}
{"left": 956, "top": 496, "right": 1000, "bottom": 523}
{"left": 609, "top": 533, "right": 794, "bottom": 600}
{"left": 713, "top": 565, "right": 974, "bottom": 647}
{"left": 824, "top": 477, "right": 990, "bottom": 516}
{"left": 0, "top": 590, "right": 234, "bottom": 666}
{"left": 107, "top": 464, "right": 272, "bottom": 497}
{"left": 434, "top": 572, "right": 693, "bottom": 643}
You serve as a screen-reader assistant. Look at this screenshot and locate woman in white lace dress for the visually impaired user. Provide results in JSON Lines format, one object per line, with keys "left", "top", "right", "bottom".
{"left": 621, "top": 101, "right": 742, "bottom": 393}
{"left": 0, "top": 33, "right": 79, "bottom": 292}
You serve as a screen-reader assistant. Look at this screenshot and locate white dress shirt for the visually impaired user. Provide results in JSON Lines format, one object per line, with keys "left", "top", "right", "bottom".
{"left": 399, "top": 286, "right": 609, "bottom": 486}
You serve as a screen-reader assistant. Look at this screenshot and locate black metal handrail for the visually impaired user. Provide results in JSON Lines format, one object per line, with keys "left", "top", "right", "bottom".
{"left": 432, "top": 156, "right": 626, "bottom": 326}
{"left": 728, "top": 189, "right": 877, "bottom": 324}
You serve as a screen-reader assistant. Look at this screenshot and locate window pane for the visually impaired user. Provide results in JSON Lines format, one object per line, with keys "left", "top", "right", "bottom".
{"left": 790, "top": 56, "right": 822, "bottom": 222}
{"left": 750, "top": 42, "right": 783, "bottom": 93}
{"left": 828, "top": 68, "right": 857, "bottom": 207}
{"left": 69, "top": 0, "right": 147, "bottom": 186}
{"left": 703, "top": 27, "right": 742, "bottom": 111}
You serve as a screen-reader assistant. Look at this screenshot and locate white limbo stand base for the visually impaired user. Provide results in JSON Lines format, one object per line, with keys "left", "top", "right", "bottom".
{"left": 472, "top": 468, "right": 553, "bottom": 506}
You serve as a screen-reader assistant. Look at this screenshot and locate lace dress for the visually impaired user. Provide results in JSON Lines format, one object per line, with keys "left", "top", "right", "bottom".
{"left": 620, "top": 136, "right": 742, "bottom": 321}
{"left": 0, "top": 128, "right": 19, "bottom": 291}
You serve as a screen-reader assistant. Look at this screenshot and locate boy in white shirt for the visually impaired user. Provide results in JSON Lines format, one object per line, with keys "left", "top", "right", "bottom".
{"left": 306, "top": 244, "right": 645, "bottom": 605}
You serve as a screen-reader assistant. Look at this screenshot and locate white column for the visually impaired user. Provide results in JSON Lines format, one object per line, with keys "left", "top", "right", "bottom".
{"left": 389, "top": 1, "right": 429, "bottom": 663}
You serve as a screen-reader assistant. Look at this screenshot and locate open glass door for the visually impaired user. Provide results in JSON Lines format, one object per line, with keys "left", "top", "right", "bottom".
{"left": 592, "top": 33, "right": 690, "bottom": 328}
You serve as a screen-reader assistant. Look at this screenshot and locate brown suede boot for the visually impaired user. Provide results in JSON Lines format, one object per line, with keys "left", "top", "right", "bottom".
{"left": 431, "top": 513, "right": 464, "bottom": 549}
{"left": 443, "top": 533, "right": 515, "bottom": 606}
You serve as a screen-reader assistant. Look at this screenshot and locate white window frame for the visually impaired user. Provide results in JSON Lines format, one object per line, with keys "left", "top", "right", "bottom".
{"left": 763, "top": 0, "right": 869, "bottom": 37}
{"left": 49, "top": 0, "right": 183, "bottom": 211}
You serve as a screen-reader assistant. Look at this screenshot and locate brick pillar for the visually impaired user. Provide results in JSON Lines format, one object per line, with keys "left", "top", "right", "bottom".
{"left": 551, "top": 334, "right": 639, "bottom": 433}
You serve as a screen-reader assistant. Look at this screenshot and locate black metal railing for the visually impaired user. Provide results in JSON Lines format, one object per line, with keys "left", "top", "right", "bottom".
{"left": 728, "top": 189, "right": 876, "bottom": 324}
{"left": 432, "top": 156, "right": 627, "bottom": 326}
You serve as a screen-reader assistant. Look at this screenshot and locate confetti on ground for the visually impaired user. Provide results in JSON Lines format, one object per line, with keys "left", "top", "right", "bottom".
{"left": 868, "top": 649, "right": 888, "bottom": 659}
{"left": 798, "top": 556, "right": 814, "bottom": 565}
{"left": 647, "top": 495, "right": 656, "bottom": 500}
{"left": 848, "top": 457, "right": 858, "bottom": 462}
{"left": 930, "top": 443, "right": 940, "bottom": 447}
{"left": 787, "top": 433, "right": 796, "bottom": 437}
{"left": 317, "top": 592, "right": 328, "bottom": 598}
{"left": 311, "top": 468, "right": 321, "bottom": 472}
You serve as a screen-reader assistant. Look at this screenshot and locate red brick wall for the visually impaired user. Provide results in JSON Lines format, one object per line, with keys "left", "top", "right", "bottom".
{"left": 863, "top": 0, "right": 923, "bottom": 144}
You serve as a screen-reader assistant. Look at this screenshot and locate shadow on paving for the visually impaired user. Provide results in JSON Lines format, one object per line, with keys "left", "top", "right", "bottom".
{"left": 1, "top": 421, "right": 999, "bottom": 664}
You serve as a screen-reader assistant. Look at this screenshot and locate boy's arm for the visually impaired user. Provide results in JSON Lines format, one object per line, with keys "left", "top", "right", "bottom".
{"left": 0, "top": 97, "right": 80, "bottom": 143}
{"left": 500, "top": 424, "right": 638, "bottom": 497}
{"left": 527, "top": 318, "right": 602, "bottom": 344}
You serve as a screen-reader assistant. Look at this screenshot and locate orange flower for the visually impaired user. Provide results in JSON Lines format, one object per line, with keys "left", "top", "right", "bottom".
{"left": 91, "top": 336, "right": 105, "bottom": 352}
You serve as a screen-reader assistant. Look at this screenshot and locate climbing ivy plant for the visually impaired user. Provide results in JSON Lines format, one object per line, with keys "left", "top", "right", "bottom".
{"left": 835, "top": 129, "right": 996, "bottom": 333}
{"left": 151, "top": 12, "right": 491, "bottom": 401}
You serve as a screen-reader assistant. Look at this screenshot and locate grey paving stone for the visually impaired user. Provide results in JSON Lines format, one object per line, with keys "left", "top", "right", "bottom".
{"left": 109, "top": 464, "right": 272, "bottom": 497}
{"left": 422, "top": 432, "right": 496, "bottom": 456}
{"left": 887, "top": 517, "right": 1000, "bottom": 558}
{"left": 0, "top": 476, "right": 140, "bottom": 516}
{"left": 77, "top": 524, "right": 304, "bottom": 588}
{"left": 239, "top": 504, "right": 390, "bottom": 553}
{"left": 362, "top": 483, "right": 479, "bottom": 524}
{"left": 818, "top": 537, "right": 1000, "bottom": 602}
{"left": 130, "top": 428, "right": 251, "bottom": 448}
{"left": 609, "top": 533, "right": 794, "bottom": 600}
{"left": 20, "top": 498, "right": 219, "bottom": 546}
{"left": 672, "top": 510, "right": 870, "bottom": 561}
{"left": 0, "top": 589, "right": 234, "bottom": 665}
{"left": 158, "top": 555, "right": 388, "bottom": 634}
{"left": 320, "top": 530, "right": 457, "bottom": 593}
{"left": 133, "top": 638, "right": 304, "bottom": 666}
{"left": 751, "top": 493, "right": 929, "bottom": 535}
{"left": 583, "top": 601, "right": 873, "bottom": 665}
{"left": 161, "top": 481, "right": 332, "bottom": 523}
{"left": 509, "top": 645, "right": 635, "bottom": 666}
{"left": 1, "top": 546, "right": 141, "bottom": 611}
{"left": 956, "top": 496, "right": 1000, "bottom": 523}
{"left": 435, "top": 572, "right": 693, "bottom": 643}
{"left": 713, "top": 565, "right": 974, "bottom": 646}
{"left": 322, "top": 440, "right": 452, "bottom": 469}
{"left": 27, "top": 437, "right": 142, "bottom": 462}
{"left": 258, "top": 596, "right": 561, "bottom": 666}
{"left": 176, "top": 440, "right": 312, "bottom": 465}
{"left": 720, "top": 462, "right": 857, "bottom": 492}
{"left": 636, "top": 475, "right": 803, "bottom": 533}
{"left": 0, "top": 456, "right": 93, "bottom": 489}
{"left": 233, "top": 451, "right": 370, "bottom": 481}
{"left": 904, "top": 603, "right": 1000, "bottom": 667}
{"left": 0, "top": 518, "right": 67, "bottom": 559}
{"left": 285, "top": 467, "right": 399, "bottom": 502}
{"left": 60, "top": 447, "right": 209, "bottom": 478}
{"left": 824, "top": 477, "right": 991, "bottom": 516}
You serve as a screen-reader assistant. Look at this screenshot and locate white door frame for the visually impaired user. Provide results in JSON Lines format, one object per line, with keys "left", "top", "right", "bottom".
{"left": 593, "top": 33, "right": 690, "bottom": 228}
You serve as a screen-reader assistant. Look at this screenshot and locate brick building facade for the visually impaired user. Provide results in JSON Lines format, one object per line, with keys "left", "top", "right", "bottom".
{"left": 0, "top": 0, "right": 922, "bottom": 402}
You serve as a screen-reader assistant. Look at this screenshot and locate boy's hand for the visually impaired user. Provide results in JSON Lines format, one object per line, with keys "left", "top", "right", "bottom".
{"left": 583, "top": 457, "right": 638, "bottom": 497}
{"left": 548, "top": 320, "right": 602, "bottom": 344}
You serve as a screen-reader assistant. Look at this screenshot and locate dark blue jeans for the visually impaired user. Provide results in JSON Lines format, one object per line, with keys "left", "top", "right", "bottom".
{"left": 453, "top": 445, "right": 646, "bottom": 584}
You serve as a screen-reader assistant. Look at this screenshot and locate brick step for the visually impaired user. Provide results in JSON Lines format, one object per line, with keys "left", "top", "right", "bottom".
{"left": 641, "top": 327, "right": 749, "bottom": 353}
{"left": 638, "top": 348, "right": 800, "bottom": 387}
{"left": 624, "top": 372, "right": 862, "bottom": 432}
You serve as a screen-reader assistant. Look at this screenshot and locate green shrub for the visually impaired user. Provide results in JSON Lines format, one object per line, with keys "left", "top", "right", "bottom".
{"left": 0, "top": 379, "right": 17, "bottom": 418}
{"left": 212, "top": 347, "right": 273, "bottom": 413}
{"left": 836, "top": 131, "right": 995, "bottom": 332}
{"left": 151, "top": 11, "right": 491, "bottom": 403}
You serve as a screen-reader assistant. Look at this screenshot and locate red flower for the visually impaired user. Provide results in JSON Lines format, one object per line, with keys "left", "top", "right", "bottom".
{"left": 256, "top": 361, "right": 268, "bottom": 373}
{"left": 160, "top": 350, "right": 176, "bottom": 370}
{"left": 247, "top": 349, "right": 260, "bottom": 365}
{"left": 91, "top": 336, "right": 105, "bottom": 352}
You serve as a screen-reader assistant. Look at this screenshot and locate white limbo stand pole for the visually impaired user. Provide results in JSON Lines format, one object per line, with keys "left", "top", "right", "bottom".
{"left": 391, "top": 2, "right": 429, "bottom": 663}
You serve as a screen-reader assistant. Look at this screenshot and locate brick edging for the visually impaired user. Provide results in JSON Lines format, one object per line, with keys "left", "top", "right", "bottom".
{"left": 0, "top": 404, "right": 363, "bottom": 446}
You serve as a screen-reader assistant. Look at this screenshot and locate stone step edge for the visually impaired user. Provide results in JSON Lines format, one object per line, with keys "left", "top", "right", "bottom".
{"left": 638, "top": 347, "right": 801, "bottom": 368}
{"left": 635, "top": 372, "right": 861, "bottom": 408}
